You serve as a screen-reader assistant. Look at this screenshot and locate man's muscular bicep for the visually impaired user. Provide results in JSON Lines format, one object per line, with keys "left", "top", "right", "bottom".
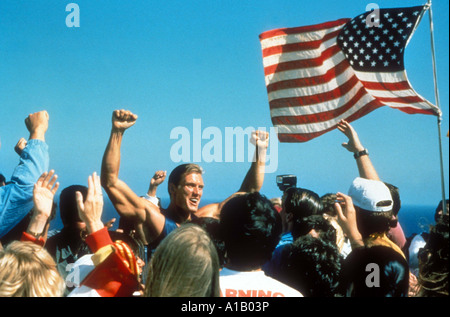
{"left": 103, "top": 178, "right": 146, "bottom": 222}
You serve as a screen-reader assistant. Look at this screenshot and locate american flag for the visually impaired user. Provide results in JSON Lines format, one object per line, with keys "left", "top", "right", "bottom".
{"left": 260, "top": 5, "right": 441, "bottom": 143}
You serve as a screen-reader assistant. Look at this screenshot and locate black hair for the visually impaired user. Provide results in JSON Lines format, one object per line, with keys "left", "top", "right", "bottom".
{"left": 339, "top": 245, "right": 409, "bottom": 297}
{"left": 280, "top": 235, "right": 343, "bottom": 297}
{"left": 220, "top": 192, "right": 282, "bottom": 271}
{"left": 384, "top": 183, "right": 401, "bottom": 216}
{"left": 59, "top": 185, "right": 88, "bottom": 226}
{"left": 283, "top": 187, "right": 323, "bottom": 221}
{"left": 434, "top": 199, "right": 449, "bottom": 223}
{"left": 292, "top": 215, "right": 337, "bottom": 244}
{"left": 383, "top": 182, "right": 401, "bottom": 229}
{"left": 356, "top": 208, "right": 395, "bottom": 238}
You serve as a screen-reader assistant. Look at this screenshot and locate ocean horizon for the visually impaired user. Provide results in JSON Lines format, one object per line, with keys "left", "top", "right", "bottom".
{"left": 49, "top": 197, "right": 438, "bottom": 240}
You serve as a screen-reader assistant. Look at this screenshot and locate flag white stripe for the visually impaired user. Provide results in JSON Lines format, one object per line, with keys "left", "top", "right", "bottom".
{"left": 260, "top": 24, "right": 344, "bottom": 50}
{"left": 262, "top": 37, "right": 338, "bottom": 68}
{"left": 270, "top": 81, "right": 373, "bottom": 117}
{"left": 366, "top": 88, "right": 422, "bottom": 98}
{"left": 384, "top": 101, "right": 436, "bottom": 109}
{"left": 267, "top": 67, "right": 355, "bottom": 102}
{"left": 274, "top": 94, "right": 375, "bottom": 134}
{"left": 354, "top": 70, "right": 408, "bottom": 83}
{"left": 264, "top": 50, "right": 346, "bottom": 85}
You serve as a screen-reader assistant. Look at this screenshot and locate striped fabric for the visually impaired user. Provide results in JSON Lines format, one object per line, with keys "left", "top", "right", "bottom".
{"left": 260, "top": 5, "right": 440, "bottom": 142}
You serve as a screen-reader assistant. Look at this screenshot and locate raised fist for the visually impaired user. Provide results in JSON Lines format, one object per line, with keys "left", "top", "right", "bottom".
{"left": 15, "top": 138, "right": 27, "bottom": 156}
{"left": 25, "top": 111, "right": 49, "bottom": 140}
{"left": 250, "top": 130, "right": 269, "bottom": 150}
{"left": 112, "top": 109, "right": 138, "bottom": 131}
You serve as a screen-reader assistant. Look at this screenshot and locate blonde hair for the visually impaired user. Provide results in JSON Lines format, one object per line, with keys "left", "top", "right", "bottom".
{"left": 145, "top": 224, "right": 220, "bottom": 297}
{"left": 0, "top": 241, "right": 65, "bottom": 297}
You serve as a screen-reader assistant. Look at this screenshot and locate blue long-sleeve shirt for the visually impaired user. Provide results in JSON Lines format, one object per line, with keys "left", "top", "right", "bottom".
{"left": 0, "top": 139, "right": 49, "bottom": 238}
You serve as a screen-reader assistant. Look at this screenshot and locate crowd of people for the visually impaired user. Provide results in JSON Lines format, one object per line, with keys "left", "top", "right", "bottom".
{"left": 0, "top": 109, "right": 448, "bottom": 297}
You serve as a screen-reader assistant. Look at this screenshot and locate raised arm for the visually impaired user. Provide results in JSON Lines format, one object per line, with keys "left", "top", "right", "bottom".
{"left": 337, "top": 119, "right": 380, "bottom": 181}
{"left": 145, "top": 170, "right": 166, "bottom": 206}
{"left": 238, "top": 130, "right": 269, "bottom": 192}
{"left": 196, "top": 130, "right": 269, "bottom": 219}
{"left": 22, "top": 170, "right": 59, "bottom": 245}
{"left": 72, "top": 172, "right": 140, "bottom": 297}
{"left": 101, "top": 110, "right": 144, "bottom": 219}
{"left": 1, "top": 111, "right": 50, "bottom": 239}
{"left": 100, "top": 110, "right": 165, "bottom": 241}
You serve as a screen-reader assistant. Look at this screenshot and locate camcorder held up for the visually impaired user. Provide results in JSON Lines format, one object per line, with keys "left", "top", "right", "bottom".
{"left": 276, "top": 174, "right": 297, "bottom": 192}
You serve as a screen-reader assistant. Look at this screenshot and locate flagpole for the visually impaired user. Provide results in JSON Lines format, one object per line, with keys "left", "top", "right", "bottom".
{"left": 426, "top": 0, "right": 447, "bottom": 215}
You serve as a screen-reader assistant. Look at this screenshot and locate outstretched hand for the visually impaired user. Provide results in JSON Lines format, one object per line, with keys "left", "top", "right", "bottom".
{"left": 334, "top": 192, "right": 364, "bottom": 248}
{"left": 337, "top": 119, "right": 364, "bottom": 153}
{"left": 334, "top": 192, "right": 357, "bottom": 232}
{"left": 76, "top": 172, "right": 104, "bottom": 234}
{"left": 26, "top": 170, "right": 59, "bottom": 238}
{"left": 33, "top": 170, "right": 59, "bottom": 218}
{"left": 112, "top": 109, "right": 138, "bottom": 132}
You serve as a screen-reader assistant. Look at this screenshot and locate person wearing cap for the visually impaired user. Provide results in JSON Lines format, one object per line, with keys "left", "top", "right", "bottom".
{"left": 348, "top": 177, "right": 404, "bottom": 257}
{"left": 336, "top": 120, "right": 406, "bottom": 258}
{"left": 334, "top": 183, "right": 412, "bottom": 297}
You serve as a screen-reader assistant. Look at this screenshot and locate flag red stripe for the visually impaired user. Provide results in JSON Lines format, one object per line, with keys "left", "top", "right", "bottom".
{"left": 264, "top": 45, "right": 341, "bottom": 76}
{"left": 259, "top": 19, "right": 349, "bottom": 40}
{"left": 276, "top": 100, "right": 385, "bottom": 142}
{"left": 262, "top": 29, "right": 341, "bottom": 58}
{"left": 269, "top": 74, "right": 360, "bottom": 109}
{"left": 267, "top": 60, "right": 349, "bottom": 93}
{"left": 376, "top": 95, "right": 425, "bottom": 104}
{"left": 271, "top": 87, "right": 371, "bottom": 125}
{"left": 392, "top": 106, "right": 438, "bottom": 115}
{"left": 277, "top": 130, "right": 330, "bottom": 142}
{"left": 361, "top": 80, "right": 412, "bottom": 91}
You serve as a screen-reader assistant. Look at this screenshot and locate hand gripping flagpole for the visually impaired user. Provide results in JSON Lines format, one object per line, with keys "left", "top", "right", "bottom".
{"left": 425, "top": 0, "right": 447, "bottom": 215}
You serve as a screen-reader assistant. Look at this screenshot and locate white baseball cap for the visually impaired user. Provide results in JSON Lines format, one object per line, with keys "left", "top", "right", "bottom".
{"left": 348, "top": 177, "right": 393, "bottom": 212}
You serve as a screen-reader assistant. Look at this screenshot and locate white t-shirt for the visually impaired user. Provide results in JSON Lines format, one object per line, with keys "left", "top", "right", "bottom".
{"left": 220, "top": 267, "right": 303, "bottom": 297}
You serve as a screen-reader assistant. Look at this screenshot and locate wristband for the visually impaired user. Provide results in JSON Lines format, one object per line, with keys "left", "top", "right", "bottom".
{"left": 144, "top": 194, "right": 159, "bottom": 206}
{"left": 353, "top": 149, "right": 369, "bottom": 159}
{"left": 27, "top": 230, "right": 43, "bottom": 238}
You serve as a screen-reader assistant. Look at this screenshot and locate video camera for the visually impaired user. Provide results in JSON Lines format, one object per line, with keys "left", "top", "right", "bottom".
{"left": 276, "top": 174, "right": 297, "bottom": 191}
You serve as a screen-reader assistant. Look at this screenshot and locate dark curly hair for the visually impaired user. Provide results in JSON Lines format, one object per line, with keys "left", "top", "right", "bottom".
{"left": 292, "top": 214, "right": 337, "bottom": 245}
{"left": 339, "top": 245, "right": 409, "bottom": 297}
{"left": 280, "top": 235, "right": 343, "bottom": 297}
{"left": 220, "top": 192, "right": 282, "bottom": 271}
{"left": 417, "top": 214, "right": 449, "bottom": 297}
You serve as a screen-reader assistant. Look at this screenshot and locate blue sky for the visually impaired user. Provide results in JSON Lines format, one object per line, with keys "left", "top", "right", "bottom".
{"left": 0, "top": 1, "right": 448, "bottom": 215}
